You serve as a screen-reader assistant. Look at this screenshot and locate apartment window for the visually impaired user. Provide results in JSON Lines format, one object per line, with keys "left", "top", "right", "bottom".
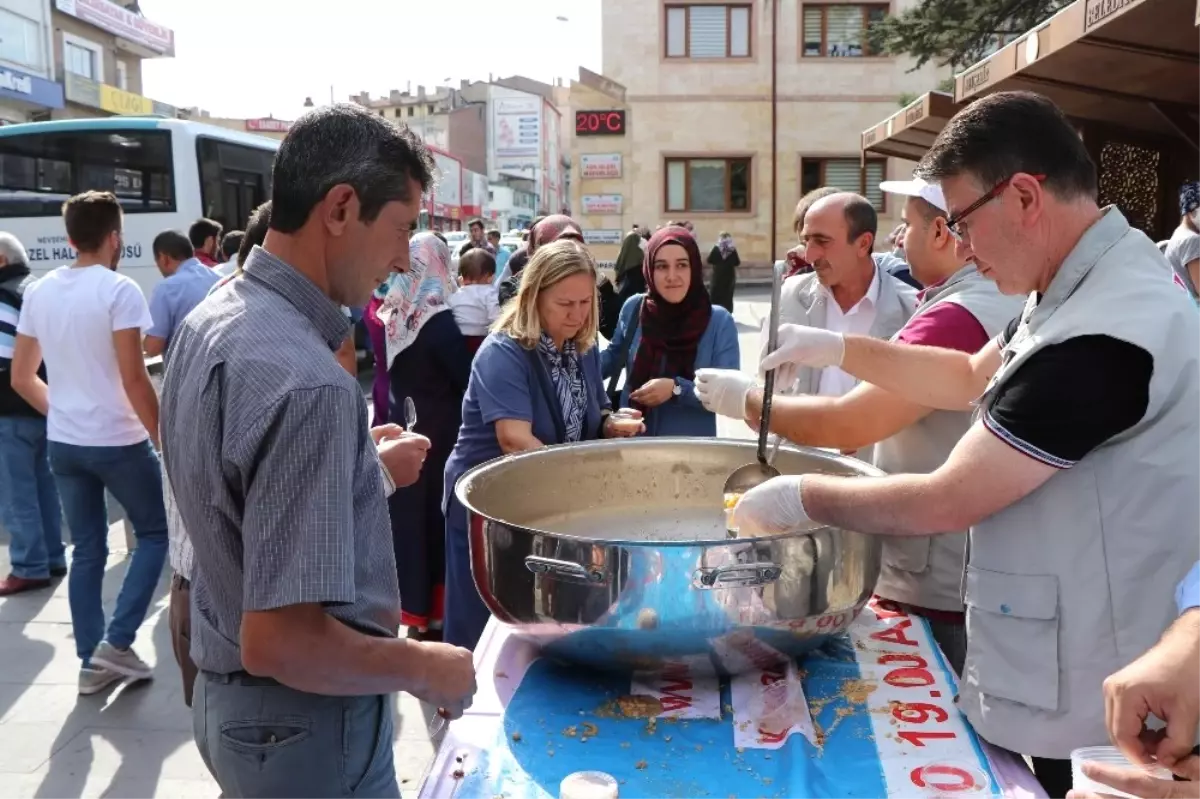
{"left": 802, "top": 4, "right": 887, "bottom": 57}
{"left": 0, "top": 9, "right": 40, "bottom": 69}
{"left": 62, "top": 33, "right": 103, "bottom": 81}
{"left": 800, "top": 157, "right": 886, "bottom": 211}
{"left": 394, "top": 107, "right": 402, "bottom": 118}
{"left": 665, "top": 157, "right": 751, "bottom": 212}
{"left": 665, "top": 4, "right": 751, "bottom": 58}
{"left": 427, "top": 104, "right": 434, "bottom": 114}
{"left": 115, "top": 60, "right": 129, "bottom": 91}
{"left": 407, "top": 106, "right": 414, "bottom": 117}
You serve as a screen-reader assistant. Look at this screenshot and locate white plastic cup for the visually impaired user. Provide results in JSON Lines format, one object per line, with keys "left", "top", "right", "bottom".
{"left": 560, "top": 771, "right": 619, "bottom": 799}
{"left": 1070, "top": 746, "right": 1172, "bottom": 799}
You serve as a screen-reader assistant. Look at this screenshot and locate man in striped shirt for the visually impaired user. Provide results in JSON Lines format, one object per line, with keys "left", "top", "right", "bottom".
{"left": 0, "top": 232, "right": 64, "bottom": 597}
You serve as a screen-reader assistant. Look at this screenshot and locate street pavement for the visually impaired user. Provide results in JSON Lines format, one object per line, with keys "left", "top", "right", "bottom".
{"left": 0, "top": 287, "right": 770, "bottom": 798}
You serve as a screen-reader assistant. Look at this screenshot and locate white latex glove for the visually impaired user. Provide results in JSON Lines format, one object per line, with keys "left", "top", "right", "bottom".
{"left": 760, "top": 323, "right": 846, "bottom": 383}
{"left": 694, "top": 369, "right": 756, "bottom": 419}
{"left": 729, "top": 475, "right": 822, "bottom": 537}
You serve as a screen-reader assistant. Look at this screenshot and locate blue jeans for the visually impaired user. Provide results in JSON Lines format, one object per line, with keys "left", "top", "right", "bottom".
{"left": 194, "top": 671, "right": 401, "bottom": 798}
{"left": 0, "top": 416, "right": 64, "bottom": 579}
{"left": 48, "top": 439, "right": 168, "bottom": 665}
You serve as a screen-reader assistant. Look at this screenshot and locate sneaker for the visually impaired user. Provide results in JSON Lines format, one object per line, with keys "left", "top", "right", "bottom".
{"left": 78, "top": 666, "right": 122, "bottom": 696}
{"left": 89, "top": 641, "right": 153, "bottom": 681}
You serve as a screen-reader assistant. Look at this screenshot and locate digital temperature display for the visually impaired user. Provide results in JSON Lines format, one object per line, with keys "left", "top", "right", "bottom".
{"left": 576, "top": 110, "right": 626, "bottom": 136}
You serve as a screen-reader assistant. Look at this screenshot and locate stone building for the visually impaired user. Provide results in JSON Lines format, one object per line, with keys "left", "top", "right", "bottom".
{"left": 589, "top": 0, "right": 950, "bottom": 268}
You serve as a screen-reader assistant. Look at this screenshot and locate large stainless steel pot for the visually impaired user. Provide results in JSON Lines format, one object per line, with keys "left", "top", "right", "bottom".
{"left": 455, "top": 438, "right": 884, "bottom": 675}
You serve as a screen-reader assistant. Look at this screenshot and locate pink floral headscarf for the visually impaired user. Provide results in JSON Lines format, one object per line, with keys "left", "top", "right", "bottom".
{"left": 376, "top": 232, "right": 456, "bottom": 369}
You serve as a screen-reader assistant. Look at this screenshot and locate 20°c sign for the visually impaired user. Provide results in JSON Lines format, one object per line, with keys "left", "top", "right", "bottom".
{"left": 576, "top": 110, "right": 626, "bottom": 136}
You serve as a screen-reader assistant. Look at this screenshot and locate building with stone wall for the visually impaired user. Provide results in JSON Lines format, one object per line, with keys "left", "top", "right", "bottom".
{"left": 593, "top": 0, "right": 951, "bottom": 268}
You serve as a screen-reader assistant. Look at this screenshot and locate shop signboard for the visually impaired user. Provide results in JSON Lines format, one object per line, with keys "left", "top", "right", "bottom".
{"left": 580, "top": 153, "right": 622, "bottom": 179}
{"left": 64, "top": 73, "right": 174, "bottom": 117}
{"left": 55, "top": 0, "right": 175, "bottom": 56}
{"left": 582, "top": 195, "right": 622, "bottom": 214}
{"left": 0, "top": 66, "right": 63, "bottom": 109}
{"left": 492, "top": 93, "right": 541, "bottom": 178}
{"left": 583, "top": 229, "right": 623, "bottom": 245}
{"left": 431, "top": 149, "right": 462, "bottom": 218}
{"left": 246, "top": 118, "right": 291, "bottom": 133}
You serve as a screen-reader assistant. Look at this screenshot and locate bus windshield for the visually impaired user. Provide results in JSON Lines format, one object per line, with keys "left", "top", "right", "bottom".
{"left": 0, "top": 128, "right": 174, "bottom": 218}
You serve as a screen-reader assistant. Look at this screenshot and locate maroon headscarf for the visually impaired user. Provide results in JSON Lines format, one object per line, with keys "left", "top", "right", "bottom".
{"left": 628, "top": 226, "right": 713, "bottom": 410}
{"left": 530, "top": 214, "right": 583, "bottom": 254}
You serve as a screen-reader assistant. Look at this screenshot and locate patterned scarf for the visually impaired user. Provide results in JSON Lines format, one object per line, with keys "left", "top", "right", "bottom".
{"left": 537, "top": 333, "right": 586, "bottom": 442}
{"left": 376, "top": 232, "right": 456, "bottom": 369}
{"left": 628, "top": 226, "right": 713, "bottom": 412}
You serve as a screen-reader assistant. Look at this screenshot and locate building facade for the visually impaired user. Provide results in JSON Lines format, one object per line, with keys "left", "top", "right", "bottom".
{"left": 0, "top": 0, "right": 65, "bottom": 123}
{"left": 52, "top": 0, "right": 176, "bottom": 119}
{"left": 593, "top": 0, "right": 950, "bottom": 267}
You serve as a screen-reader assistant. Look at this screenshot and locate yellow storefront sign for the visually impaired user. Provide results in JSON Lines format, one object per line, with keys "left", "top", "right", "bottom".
{"left": 99, "top": 84, "right": 153, "bottom": 116}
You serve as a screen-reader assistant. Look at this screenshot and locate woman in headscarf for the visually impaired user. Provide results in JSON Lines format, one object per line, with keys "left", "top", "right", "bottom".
{"left": 497, "top": 214, "right": 584, "bottom": 306}
{"left": 601, "top": 226, "right": 740, "bottom": 436}
{"left": 706, "top": 231, "right": 740, "bottom": 312}
{"left": 613, "top": 230, "right": 647, "bottom": 303}
{"left": 441, "top": 239, "right": 643, "bottom": 649}
{"left": 1165, "top": 181, "right": 1200, "bottom": 302}
{"left": 376, "top": 232, "right": 473, "bottom": 639}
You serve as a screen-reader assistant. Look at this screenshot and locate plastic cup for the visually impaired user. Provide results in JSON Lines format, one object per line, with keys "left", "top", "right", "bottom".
{"left": 560, "top": 771, "right": 619, "bottom": 799}
{"left": 1070, "top": 746, "right": 1172, "bottom": 799}
{"left": 609, "top": 411, "right": 642, "bottom": 435}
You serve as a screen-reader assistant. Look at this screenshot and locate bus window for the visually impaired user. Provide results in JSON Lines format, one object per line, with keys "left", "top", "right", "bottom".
{"left": 196, "top": 136, "right": 273, "bottom": 232}
{"left": 0, "top": 129, "right": 174, "bottom": 217}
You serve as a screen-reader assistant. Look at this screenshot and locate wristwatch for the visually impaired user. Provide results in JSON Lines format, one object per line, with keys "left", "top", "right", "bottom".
{"left": 672, "top": 380, "right": 682, "bottom": 397}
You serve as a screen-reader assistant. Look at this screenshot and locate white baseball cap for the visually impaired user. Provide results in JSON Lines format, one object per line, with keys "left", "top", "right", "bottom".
{"left": 879, "top": 176, "right": 947, "bottom": 214}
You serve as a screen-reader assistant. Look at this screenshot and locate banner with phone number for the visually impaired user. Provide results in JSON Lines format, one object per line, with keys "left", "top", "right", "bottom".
{"left": 451, "top": 600, "right": 1002, "bottom": 799}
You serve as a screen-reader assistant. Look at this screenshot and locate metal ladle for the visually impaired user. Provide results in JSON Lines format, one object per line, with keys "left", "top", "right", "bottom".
{"left": 723, "top": 261, "right": 786, "bottom": 533}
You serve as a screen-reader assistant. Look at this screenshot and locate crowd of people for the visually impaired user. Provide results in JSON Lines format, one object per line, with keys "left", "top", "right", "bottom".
{"left": 0, "top": 89, "right": 1195, "bottom": 799}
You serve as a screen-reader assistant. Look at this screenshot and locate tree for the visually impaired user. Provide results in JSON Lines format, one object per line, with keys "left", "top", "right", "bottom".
{"left": 867, "top": 0, "right": 1071, "bottom": 71}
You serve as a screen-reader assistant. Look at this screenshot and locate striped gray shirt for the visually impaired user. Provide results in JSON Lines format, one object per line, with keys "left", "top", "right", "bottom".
{"left": 160, "top": 246, "right": 400, "bottom": 675}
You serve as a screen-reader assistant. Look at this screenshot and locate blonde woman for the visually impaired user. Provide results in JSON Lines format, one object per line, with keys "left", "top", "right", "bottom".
{"left": 441, "top": 239, "right": 642, "bottom": 649}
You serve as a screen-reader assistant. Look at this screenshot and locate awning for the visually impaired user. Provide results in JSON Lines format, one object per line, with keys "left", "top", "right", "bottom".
{"left": 860, "top": 92, "right": 959, "bottom": 161}
{"left": 954, "top": 0, "right": 1199, "bottom": 147}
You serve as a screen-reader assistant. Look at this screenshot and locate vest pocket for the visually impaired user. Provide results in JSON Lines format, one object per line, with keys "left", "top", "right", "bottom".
{"left": 963, "top": 566, "right": 1060, "bottom": 712}
{"left": 882, "top": 536, "right": 931, "bottom": 573}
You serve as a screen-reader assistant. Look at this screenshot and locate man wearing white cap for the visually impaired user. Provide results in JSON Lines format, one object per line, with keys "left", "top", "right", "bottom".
{"left": 694, "top": 175, "right": 1021, "bottom": 672}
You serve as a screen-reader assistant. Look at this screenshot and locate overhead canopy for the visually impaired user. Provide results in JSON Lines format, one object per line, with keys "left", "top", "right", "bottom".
{"left": 954, "top": 0, "right": 1199, "bottom": 148}
{"left": 860, "top": 92, "right": 959, "bottom": 162}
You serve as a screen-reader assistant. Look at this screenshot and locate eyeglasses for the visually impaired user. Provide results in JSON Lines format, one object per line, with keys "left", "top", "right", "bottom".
{"left": 946, "top": 174, "right": 1045, "bottom": 240}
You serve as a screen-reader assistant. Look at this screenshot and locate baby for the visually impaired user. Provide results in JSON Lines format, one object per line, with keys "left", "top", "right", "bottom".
{"left": 449, "top": 248, "right": 500, "bottom": 342}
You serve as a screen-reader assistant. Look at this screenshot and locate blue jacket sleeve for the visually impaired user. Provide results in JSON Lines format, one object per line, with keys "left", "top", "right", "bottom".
{"left": 600, "top": 295, "right": 640, "bottom": 379}
{"left": 674, "top": 308, "right": 741, "bottom": 410}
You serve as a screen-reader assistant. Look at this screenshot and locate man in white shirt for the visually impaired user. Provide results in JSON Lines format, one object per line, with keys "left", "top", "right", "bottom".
{"left": 11, "top": 191, "right": 168, "bottom": 697}
{"left": 775, "top": 192, "right": 916, "bottom": 400}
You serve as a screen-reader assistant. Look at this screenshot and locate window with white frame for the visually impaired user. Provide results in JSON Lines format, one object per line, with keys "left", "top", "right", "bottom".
{"left": 62, "top": 34, "right": 102, "bottom": 81}
{"left": 0, "top": 9, "right": 40, "bottom": 69}
{"left": 115, "top": 60, "right": 128, "bottom": 91}
{"left": 665, "top": 4, "right": 751, "bottom": 58}
{"left": 666, "top": 157, "right": 751, "bottom": 212}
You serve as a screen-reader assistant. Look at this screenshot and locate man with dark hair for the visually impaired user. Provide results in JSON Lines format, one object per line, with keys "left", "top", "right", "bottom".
{"left": 144, "top": 230, "right": 218, "bottom": 360}
{"left": 487, "top": 228, "right": 510, "bottom": 276}
{"left": 160, "top": 104, "right": 475, "bottom": 797}
{"left": 767, "top": 191, "right": 915, "bottom": 407}
{"left": 216, "top": 230, "right": 243, "bottom": 276}
{"left": 465, "top": 217, "right": 489, "bottom": 254}
{"left": 236, "top": 200, "right": 271, "bottom": 271}
{"left": 10, "top": 191, "right": 167, "bottom": 695}
{"left": 724, "top": 91, "right": 1198, "bottom": 799}
{"left": 188, "top": 218, "right": 223, "bottom": 268}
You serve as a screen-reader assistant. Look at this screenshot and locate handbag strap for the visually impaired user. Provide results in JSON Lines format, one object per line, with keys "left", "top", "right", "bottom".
{"left": 606, "top": 295, "right": 644, "bottom": 398}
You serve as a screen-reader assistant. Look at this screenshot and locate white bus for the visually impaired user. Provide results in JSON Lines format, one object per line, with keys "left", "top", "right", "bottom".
{"left": 0, "top": 117, "right": 279, "bottom": 297}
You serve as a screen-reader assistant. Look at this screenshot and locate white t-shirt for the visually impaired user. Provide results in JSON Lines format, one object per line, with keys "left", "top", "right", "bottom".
{"left": 448, "top": 283, "right": 500, "bottom": 336}
{"left": 17, "top": 265, "right": 154, "bottom": 446}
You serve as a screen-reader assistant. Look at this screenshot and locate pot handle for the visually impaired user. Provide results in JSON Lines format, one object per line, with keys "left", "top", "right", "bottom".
{"left": 525, "top": 556, "right": 607, "bottom": 585}
{"left": 694, "top": 563, "right": 783, "bottom": 589}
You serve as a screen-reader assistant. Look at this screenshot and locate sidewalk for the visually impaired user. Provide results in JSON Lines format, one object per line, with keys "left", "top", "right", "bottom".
{"left": 0, "top": 523, "right": 438, "bottom": 798}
